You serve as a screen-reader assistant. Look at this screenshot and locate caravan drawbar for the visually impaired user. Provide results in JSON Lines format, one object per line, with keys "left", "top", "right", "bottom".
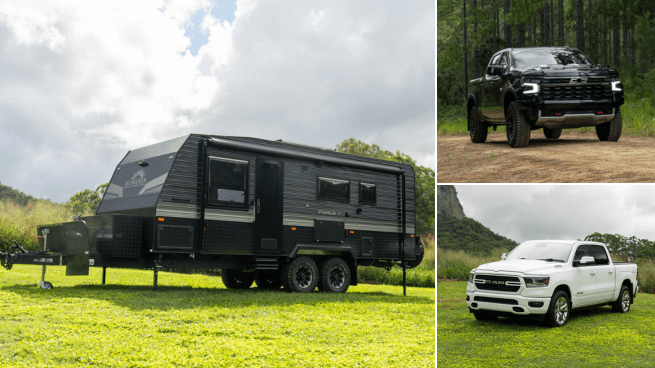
{"left": 1, "top": 134, "right": 424, "bottom": 294}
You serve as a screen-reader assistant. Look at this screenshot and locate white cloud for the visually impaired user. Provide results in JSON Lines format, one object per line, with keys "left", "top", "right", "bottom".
{"left": 0, "top": 0, "right": 434, "bottom": 201}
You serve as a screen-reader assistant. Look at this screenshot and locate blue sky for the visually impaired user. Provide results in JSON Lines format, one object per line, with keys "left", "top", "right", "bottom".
{"left": 0, "top": 0, "right": 434, "bottom": 202}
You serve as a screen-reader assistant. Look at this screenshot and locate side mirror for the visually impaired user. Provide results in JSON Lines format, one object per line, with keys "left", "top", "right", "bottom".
{"left": 580, "top": 256, "right": 595, "bottom": 265}
{"left": 487, "top": 65, "right": 503, "bottom": 76}
{"left": 501, "top": 253, "right": 507, "bottom": 260}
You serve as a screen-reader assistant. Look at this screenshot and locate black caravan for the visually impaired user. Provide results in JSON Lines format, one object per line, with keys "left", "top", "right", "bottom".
{"left": 2, "top": 134, "right": 424, "bottom": 294}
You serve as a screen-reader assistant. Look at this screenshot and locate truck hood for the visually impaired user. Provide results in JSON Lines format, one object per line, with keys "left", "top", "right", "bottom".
{"left": 517, "top": 65, "right": 617, "bottom": 79}
{"left": 475, "top": 259, "right": 566, "bottom": 275}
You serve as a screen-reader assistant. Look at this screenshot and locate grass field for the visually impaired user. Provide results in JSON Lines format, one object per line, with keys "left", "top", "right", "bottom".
{"left": 0, "top": 265, "right": 435, "bottom": 367}
{"left": 438, "top": 281, "right": 655, "bottom": 367}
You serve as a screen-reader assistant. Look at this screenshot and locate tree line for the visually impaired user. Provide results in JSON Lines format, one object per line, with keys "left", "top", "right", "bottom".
{"left": 438, "top": 0, "right": 655, "bottom": 113}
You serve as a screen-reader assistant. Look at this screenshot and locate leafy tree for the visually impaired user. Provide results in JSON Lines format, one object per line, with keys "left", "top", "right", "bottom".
{"left": 584, "top": 232, "right": 655, "bottom": 261}
{"left": 66, "top": 182, "right": 109, "bottom": 215}
{"left": 335, "top": 138, "right": 435, "bottom": 235}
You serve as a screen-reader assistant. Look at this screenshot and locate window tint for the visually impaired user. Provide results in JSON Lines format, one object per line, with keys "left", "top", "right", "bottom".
{"left": 490, "top": 53, "right": 502, "bottom": 66}
{"left": 512, "top": 49, "right": 593, "bottom": 69}
{"left": 317, "top": 177, "right": 350, "bottom": 202}
{"left": 359, "top": 183, "right": 376, "bottom": 204}
{"left": 588, "top": 245, "right": 609, "bottom": 265}
{"left": 208, "top": 158, "right": 248, "bottom": 207}
{"left": 500, "top": 52, "right": 509, "bottom": 67}
{"left": 573, "top": 245, "right": 589, "bottom": 262}
{"left": 262, "top": 162, "right": 279, "bottom": 208}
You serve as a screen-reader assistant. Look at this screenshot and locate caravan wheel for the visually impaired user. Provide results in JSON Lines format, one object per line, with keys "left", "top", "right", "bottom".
{"left": 255, "top": 272, "right": 282, "bottom": 290}
{"left": 221, "top": 269, "right": 255, "bottom": 289}
{"left": 317, "top": 257, "right": 351, "bottom": 293}
{"left": 281, "top": 257, "right": 318, "bottom": 293}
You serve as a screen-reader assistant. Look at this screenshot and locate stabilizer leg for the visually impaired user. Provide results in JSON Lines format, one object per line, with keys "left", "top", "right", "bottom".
{"left": 402, "top": 262, "right": 407, "bottom": 296}
{"left": 102, "top": 267, "right": 106, "bottom": 285}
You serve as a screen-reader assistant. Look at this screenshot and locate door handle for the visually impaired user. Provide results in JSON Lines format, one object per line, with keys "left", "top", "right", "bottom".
{"left": 609, "top": 270, "right": 613, "bottom": 274}
{"left": 257, "top": 199, "right": 261, "bottom": 214}
{"left": 590, "top": 271, "right": 596, "bottom": 275}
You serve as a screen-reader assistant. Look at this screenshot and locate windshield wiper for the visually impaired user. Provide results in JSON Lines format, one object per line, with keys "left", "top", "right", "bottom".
{"left": 538, "top": 258, "right": 564, "bottom": 262}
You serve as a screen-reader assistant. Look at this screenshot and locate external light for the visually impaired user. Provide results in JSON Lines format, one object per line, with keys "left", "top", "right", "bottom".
{"left": 523, "top": 82, "right": 540, "bottom": 95}
{"left": 611, "top": 81, "right": 623, "bottom": 92}
{"left": 524, "top": 276, "right": 550, "bottom": 288}
{"left": 468, "top": 272, "right": 475, "bottom": 284}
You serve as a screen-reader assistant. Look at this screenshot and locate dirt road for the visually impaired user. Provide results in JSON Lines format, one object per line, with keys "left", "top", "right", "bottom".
{"left": 437, "top": 131, "right": 655, "bottom": 183}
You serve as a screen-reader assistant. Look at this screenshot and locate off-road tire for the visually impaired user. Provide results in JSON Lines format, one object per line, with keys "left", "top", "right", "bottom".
{"left": 317, "top": 257, "right": 351, "bottom": 293}
{"left": 469, "top": 106, "right": 488, "bottom": 143}
{"left": 543, "top": 127, "right": 562, "bottom": 139}
{"left": 406, "top": 239, "right": 424, "bottom": 268}
{"left": 221, "top": 269, "right": 255, "bottom": 289}
{"left": 506, "top": 101, "right": 531, "bottom": 148}
{"left": 255, "top": 272, "right": 282, "bottom": 290}
{"left": 596, "top": 108, "right": 622, "bottom": 142}
{"left": 281, "top": 257, "right": 319, "bottom": 293}
{"left": 473, "top": 312, "right": 497, "bottom": 321}
{"left": 546, "top": 290, "right": 570, "bottom": 327}
{"left": 612, "top": 285, "right": 631, "bottom": 313}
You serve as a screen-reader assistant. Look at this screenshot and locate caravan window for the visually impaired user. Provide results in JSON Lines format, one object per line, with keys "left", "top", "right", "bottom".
{"left": 359, "top": 183, "right": 376, "bottom": 204}
{"left": 317, "top": 177, "right": 350, "bottom": 202}
{"left": 208, "top": 157, "right": 249, "bottom": 208}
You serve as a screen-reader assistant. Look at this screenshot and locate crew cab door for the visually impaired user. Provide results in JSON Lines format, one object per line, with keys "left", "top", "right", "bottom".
{"left": 570, "top": 245, "right": 597, "bottom": 307}
{"left": 481, "top": 52, "right": 507, "bottom": 122}
{"left": 588, "top": 244, "right": 616, "bottom": 303}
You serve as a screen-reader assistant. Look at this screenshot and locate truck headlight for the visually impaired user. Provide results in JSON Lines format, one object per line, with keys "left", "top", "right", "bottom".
{"left": 524, "top": 277, "right": 550, "bottom": 288}
{"left": 611, "top": 81, "right": 623, "bottom": 91}
{"left": 523, "top": 83, "right": 539, "bottom": 94}
{"left": 468, "top": 272, "right": 475, "bottom": 283}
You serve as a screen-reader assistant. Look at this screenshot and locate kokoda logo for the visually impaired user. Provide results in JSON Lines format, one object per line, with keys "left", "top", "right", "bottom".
{"left": 125, "top": 169, "right": 147, "bottom": 188}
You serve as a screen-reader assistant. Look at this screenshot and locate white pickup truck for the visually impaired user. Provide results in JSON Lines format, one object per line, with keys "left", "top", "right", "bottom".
{"left": 466, "top": 240, "right": 638, "bottom": 327}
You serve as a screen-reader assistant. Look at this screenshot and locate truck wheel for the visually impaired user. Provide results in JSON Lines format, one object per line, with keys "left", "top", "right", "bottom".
{"left": 221, "top": 269, "right": 255, "bottom": 289}
{"left": 281, "top": 257, "right": 318, "bottom": 293}
{"left": 506, "top": 101, "right": 531, "bottom": 148}
{"left": 255, "top": 272, "right": 282, "bottom": 290}
{"left": 473, "top": 312, "right": 497, "bottom": 321}
{"left": 612, "top": 285, "right": 631, "bottom": 313}
{"left": 543, "top": 127, "right": 562, "bottom": 139}
{"left": 318, "top": 257, "right": 351, "bottom": 293}
{"left": 546, "top": 290, "right": 570, "bottom": 327}
{"left": 596, "top": 108, "right": 622, "bottom": 142}
{"left": 469, "top": 106, "right": 488, "bottom": 143}
{"left": 406, "top": 239, "right": 424, "bottom": 268}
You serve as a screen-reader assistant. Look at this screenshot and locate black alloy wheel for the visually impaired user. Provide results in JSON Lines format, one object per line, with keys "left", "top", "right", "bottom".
{"left": 281, "top": 257, "right": 319, "bottom": 293}
{"left": 221, "top": 269, "right": 255, "bottom": 289}
{"left": 318, "top": 257, "right": 351, "bottom": 293}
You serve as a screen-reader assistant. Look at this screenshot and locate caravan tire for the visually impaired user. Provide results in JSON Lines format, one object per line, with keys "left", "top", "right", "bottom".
{"left": 281, "top": 257, "right": 318, "bottom": 293}
{"left": 318, "top": 257, "right": 351, "bottom": 293}
{"left": 221, "top": 269, "right": 255, "bottom": 289}
{"left": 255, "top": 272, "right": 282, "bottom": 290}
{"left": 406, "top": 239, "right": 425, "bottom": 268}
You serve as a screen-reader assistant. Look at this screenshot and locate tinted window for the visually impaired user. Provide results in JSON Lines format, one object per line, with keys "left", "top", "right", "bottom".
{"left": 589, "top": 245, "right": 609, "bottom": 265}
{"left": 490, "top": 53, "right": 502, "bottom": 66}
{"left": 359, "top": 183, "right": 376, "bottom": 204}
{"left": 573, "top": 245, "right": 589, "bottom": 262}
{"left": 505, "top": 241, "right": 572, "bottom": 262}
{"left": 208, "top": 158, "right": 248, "bottom": 207}
{"left": 500, "top": 52, "right": 509, "bottom": 67}
{"left": 512, "top": 49, "right": 593, "bottom": 69}
{"left": 318, "top": 177, "right": 349, "bottom": 202}
{"left": 262, "top": 162, "right": 279, "bottom": 208}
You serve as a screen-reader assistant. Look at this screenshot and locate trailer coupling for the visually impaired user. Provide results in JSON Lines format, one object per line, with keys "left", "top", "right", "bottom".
{"left": 1, "top": 240, "right": 47, "bottom": 270}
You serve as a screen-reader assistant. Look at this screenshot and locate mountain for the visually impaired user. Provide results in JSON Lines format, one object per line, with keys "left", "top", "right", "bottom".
{"left": 437, "top": 185, "right": 465, "bottom": 219}
{"left": 0, "top": 182, "right": 39, "bottom": 206}
{"left": 437, "top": 185, "right": 517, "bottom": 256}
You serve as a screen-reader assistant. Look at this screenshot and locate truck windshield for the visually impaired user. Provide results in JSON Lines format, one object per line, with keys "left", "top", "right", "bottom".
{"left": 505, "top": 241, "right": 573, "bottom": 262}
{"left": 513, "top": 50, "right": 593, "bottom": 69}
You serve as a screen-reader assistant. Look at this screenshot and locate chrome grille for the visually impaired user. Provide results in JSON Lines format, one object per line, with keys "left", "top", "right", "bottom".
{"left": 474, "top": 274, "right": 521, "bottom": 292}
{"left": 541, "top": 84, "right": 612, "bottom": 101}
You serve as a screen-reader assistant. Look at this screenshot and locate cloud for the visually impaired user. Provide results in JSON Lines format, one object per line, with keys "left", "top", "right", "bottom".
{"left": 0, "top": 0, "right": 434, "bottom": 201}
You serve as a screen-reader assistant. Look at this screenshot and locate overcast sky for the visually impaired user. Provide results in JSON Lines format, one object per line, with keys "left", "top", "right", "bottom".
{"left": 454, "top": 185, "right": 655, "bottom": 243}
{"left": 0, "top": 0, "right": 435, "bottom": 203}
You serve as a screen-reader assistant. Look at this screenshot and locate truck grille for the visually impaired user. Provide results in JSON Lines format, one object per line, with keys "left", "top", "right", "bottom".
{"left": 541, "top": 84, "right": 612, "bottom": 101}
{"left": 473, "top": 296, "right": 519, "bottom": 305}
{"left": 474, "top": 274, "right": 521, "bottom": 292}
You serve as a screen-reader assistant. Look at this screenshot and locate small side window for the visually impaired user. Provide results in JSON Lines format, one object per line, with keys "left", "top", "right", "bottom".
{"left": 359, "top": 183, "right": 376, "bottom": 205}
{"left": 500, "top": 52, "right": 509, "bottom": 68}
{"left": 317, "top": 177, "right": 350, "bottom": 202}
{"left": 208, "top": 157, "right": 249, "bottom": 208}
{"left": 490, "top": 53, "right": 502, "bottom": 66}
{"left": 573, "top": 245, "right": 589, "bottom": 264}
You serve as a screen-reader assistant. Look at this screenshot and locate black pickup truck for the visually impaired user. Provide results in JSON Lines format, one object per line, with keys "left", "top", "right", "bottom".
{"left": 467, "top": 47, "right": 625, "bottom": 147}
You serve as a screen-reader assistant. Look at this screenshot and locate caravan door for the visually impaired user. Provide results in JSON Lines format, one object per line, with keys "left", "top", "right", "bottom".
{"left": 254, "top": 156, "right": 284, "bottom": 253}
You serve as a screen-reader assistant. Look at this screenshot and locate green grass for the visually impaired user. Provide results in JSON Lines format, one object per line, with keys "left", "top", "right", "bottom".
{"left": 437, "top": 95, "right": 653, "bottom": 137}
{"left": 0, "top": 265, "right": 435, "bottom": 367}
{"left": 438, "top": 280, "right": 655, "bottom": 367}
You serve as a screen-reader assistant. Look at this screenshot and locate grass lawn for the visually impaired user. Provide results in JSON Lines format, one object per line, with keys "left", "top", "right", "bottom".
{"left": 0, "top": 265, "right": 435, "bottom": 368}
{"left": 438, "top": 281, "right": 655, "bottom": 367}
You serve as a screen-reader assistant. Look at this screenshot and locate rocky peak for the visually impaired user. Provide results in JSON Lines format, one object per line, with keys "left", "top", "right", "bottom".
{"left": 437, "top": 185, "right": 466, "bottom": 219}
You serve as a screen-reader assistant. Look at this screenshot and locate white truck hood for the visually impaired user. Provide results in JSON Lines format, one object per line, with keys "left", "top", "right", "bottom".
{"left": 475, "top": 259, "right": 566, "bottom": 275}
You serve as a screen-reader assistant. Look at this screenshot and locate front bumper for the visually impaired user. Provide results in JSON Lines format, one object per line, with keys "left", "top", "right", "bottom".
{"left": 466, "top": 289, "right": 551, "bottom": 317}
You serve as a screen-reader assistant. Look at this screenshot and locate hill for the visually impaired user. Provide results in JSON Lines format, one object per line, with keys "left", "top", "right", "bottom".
{"left": 437, "top": 214, "right": 518, "bottom": 256}
{"left": 0, "top": 182, "right": 41, "bottom": 206}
